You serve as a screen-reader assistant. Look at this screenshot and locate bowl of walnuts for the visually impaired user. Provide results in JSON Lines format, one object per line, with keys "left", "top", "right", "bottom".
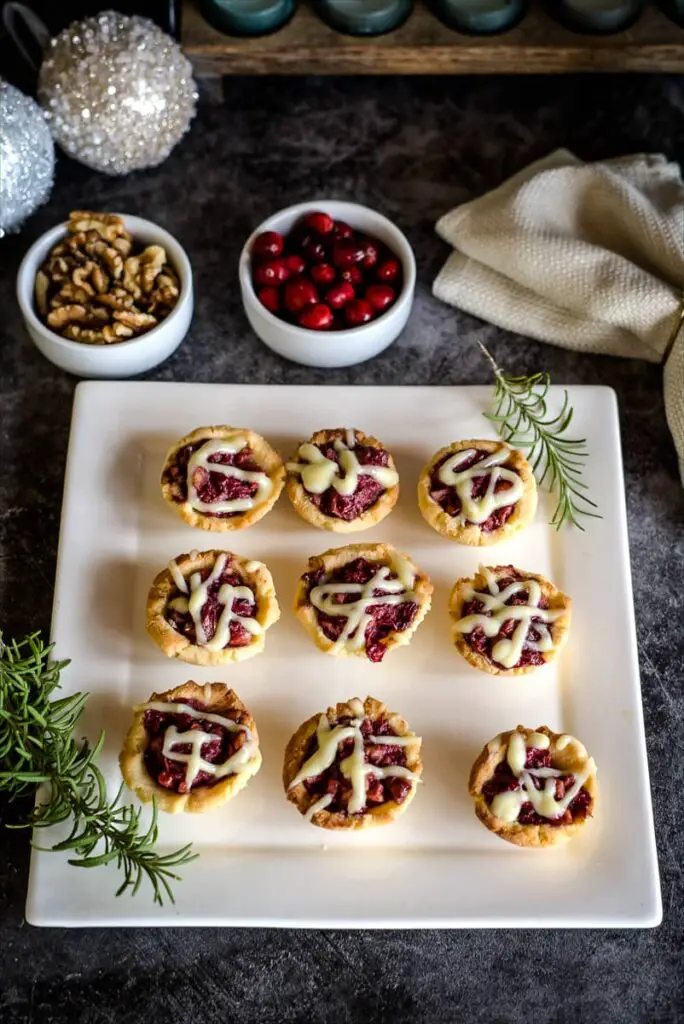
{"left": 16, "top": 211, "right": 193, "bottom": 378}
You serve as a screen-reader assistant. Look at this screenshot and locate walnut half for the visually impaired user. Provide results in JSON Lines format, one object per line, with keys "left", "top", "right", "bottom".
{"left": 67, "top": 211, "right": 128, "bottom": 244}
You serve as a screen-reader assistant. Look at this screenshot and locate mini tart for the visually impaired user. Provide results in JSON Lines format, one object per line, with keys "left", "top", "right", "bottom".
{"left": 294, "top": 542, "right": 432, "bottom": 662}
{"left": 283, "top": 696, "right": 422, "bottom": 830}
{"left": 469, "top": 725, "right": 598, "bottom": 847}
{"left": 449, "top": 564, "right": 571, "bottom": 676}
{"left": 146, "top": 549, "right": 280, "bottom": 666}
{"left": 286, "top": 427, "right": 399, "bottom": 533}
{"left": 161, "top": 425, "right": 285, "bottom": 532}
{"left": 418, "top": 439, "right": 536, "bottom": 545}
{"left": 120, "top": 681, "right": 262, "bottom": 814}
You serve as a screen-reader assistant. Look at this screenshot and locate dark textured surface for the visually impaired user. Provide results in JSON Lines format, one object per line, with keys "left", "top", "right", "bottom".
{"left": 1, "top": 74, "right": 683, "bottom": 1023}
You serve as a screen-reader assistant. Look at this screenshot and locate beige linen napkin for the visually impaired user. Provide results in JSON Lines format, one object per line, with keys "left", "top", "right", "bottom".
{"left": 433, "top": 149, "right": 684, "bottom": 481}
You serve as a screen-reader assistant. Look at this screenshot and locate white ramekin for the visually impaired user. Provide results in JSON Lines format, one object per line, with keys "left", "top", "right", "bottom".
{"left": 16, "top": 214, "right": 193, "bottom": 378}
{"left": 239, "top": 200, "right": 416, "bottom": 369}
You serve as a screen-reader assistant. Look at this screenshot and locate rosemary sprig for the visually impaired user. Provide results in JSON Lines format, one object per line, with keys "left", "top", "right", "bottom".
{"left": 479, "top": 343, "right": 601, "bottom": 530}
{"left": 0, "top": 631, "right": 197, "bottom": 905}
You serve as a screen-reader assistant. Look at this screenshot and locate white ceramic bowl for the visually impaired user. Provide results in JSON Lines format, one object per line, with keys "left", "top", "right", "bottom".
{"left": 16, "top": 214, "right": 193, "bottom": 378}
{"left": 239, "top": 200, "right": 416, "bottom": 369}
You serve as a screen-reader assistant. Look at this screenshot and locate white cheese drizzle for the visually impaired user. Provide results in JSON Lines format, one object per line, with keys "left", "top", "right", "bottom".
{"left": 187, "top": 435, "right": 272, "bottom": 515}
{"left": 310, "top": 555, "right": 418, "bottom": 654}
{"left": 453, "top": 566, "right": 564, "bottom": 669}
{"left": 287, "top": 430, "right": 398, "bottom": 498}
{"left": 168, "top": 559, "right": 188, "bottom": 594}
{"left": 436, "top": 447, "right": 524, "bottom": 525}
{"left": 490, "top": 731, "right": 596, "bottom": 824}
{"left": 144, "top": 700, "right": 259, "bottom": 790}
{"left": 167, "top": 553, "right": 263, "bottom": 652}
{"left": 368, "top": 735, "right": 417, "bottom": 746}
{"left": 289, "top": 712, "right": 421, "bottom": 815}
{"left": 305, "top": 793, "right": 333, "bottom": 822}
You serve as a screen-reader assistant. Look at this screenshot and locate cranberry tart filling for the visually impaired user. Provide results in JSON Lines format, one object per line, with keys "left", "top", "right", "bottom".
{"left": 469, "top": 725, "right": 597, "bottom": 847}
{"left": 286, "top": 427, "right": 399, "bottom": 532}
{"left": 146, "top": 549, "right": 280, "bottom": 666}
{"left": 161, "top": 426, "right": 285, "bottom": 532}
{"left": 295, "top": 543, "right": 432, "bottom": 662}
{"left": 120, "top": 682, "right": 262, "bottom": 814}
{"left": 449, "top": 564, "right": 571, "bottom": 675}
{"left": 418, "top": 439, "right": 536, "bottom": 545}
{"left": 284, "top": 696, "right": 422, "bottom": 830}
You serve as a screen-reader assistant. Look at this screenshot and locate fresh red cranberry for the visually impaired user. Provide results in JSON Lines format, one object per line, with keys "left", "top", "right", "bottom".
{"left": 304, "top": 239, "right": 328, "bottom": 264}
{"left": 344, "top": 299, "right": 374, "bottom": 327}
{"left": 253, "top": 258, "right": 289, "bottom": 287}
{"left": 340, "top": 266, "right": 363, "bottom": 286}
{"left": 361, "top": 239, "right": 380, "bottom": 268}
{"left": 376, "top": 258, "right": 400, "bottom": 283}
{"left": 288, "top": 228, "right": 309, "bottom": 253}
{"left": 332, "top": 240, "right": 366, "bottom": 269}
{"left": 326, "top": 282, "right": 355, "bottom": 309}
{"left": 303, "top": 211, "right": 335, "bottom": 235}
{"left": 283, "top": 276, "right": 318, "bottom": 314}
{"left": 366, "top": 284, "right": 396, "bottom": 312}
{"left": 285, "top": 253, "right": 306, "bottom": 274}
{"left": 252, "top": 230, "right": 284, "bottom": 259}
{"left": 310, "top": 263, "right": 336, "bottom": 287}
{"left": 299, "top": 303, "right": 333, "bottom": 330}
{"left": 258, "top": 287, "right": 280, "bottom": 315}
{"left": 333, "top": 221, "right": 354, "bottom": 239}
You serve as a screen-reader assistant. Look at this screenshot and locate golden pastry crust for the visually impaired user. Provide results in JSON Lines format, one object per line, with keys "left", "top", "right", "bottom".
{"left": 449, "top": 565, "right": 571, "bottom": 676}
{"left": 286, "top": 427, "right": 399, "bottom": 533}
{"left": 161, "top": 425, "right": 285, "bottom": 532}
{"left": 119, "top": 681, "right": 262, "bottom": 814}
{"left": 294, "top": 542, "right": 432, "bottom": 660}
{"left": 468, "top": 725, "right": 598, "bottom": 848}
{"left": 417, "top": 439, "right": 537, "bottom": 545}
{"left": 283, "top": 696, "right": 422, "bottom": 830}
{"left": 146, "top": 549, "right": 280, "bottom": 666}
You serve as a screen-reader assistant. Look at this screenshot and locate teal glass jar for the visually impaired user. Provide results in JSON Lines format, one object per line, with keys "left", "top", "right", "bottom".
{"left": 315, "top": 0, "right": 413, "bottom": 35}
{"left": 551, "top": 0, "right": 643, "bottom": 33}
{"left": 201, "top": 0, "right": 295, "bottom": 35}
{"left": 431, "top": 0, "right": 525, "bottom": 34}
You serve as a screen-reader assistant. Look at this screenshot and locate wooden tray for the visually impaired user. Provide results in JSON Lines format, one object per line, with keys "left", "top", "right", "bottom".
{"left": 182, "top": 0, "right": 684, "bottom": 75}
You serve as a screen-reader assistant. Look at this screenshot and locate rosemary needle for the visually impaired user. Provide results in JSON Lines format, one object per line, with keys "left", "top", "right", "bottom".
{"left": 479, "top": 343, "right": 601, "bottom": 530}
{"left": 0, "top": 632, "right": 197, "bottom": 905}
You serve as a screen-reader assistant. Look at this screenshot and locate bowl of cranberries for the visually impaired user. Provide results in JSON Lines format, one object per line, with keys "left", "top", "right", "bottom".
{"left": 239, "top": 201, "right": 415, "bottom": 368}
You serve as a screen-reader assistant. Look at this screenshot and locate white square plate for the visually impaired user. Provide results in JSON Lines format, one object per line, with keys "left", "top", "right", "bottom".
{"left": 27, "top": 383, "right": 661, "bottom": 927}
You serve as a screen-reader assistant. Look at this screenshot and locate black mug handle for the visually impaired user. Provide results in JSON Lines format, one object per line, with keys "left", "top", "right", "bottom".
{"left": 167, "top": 0, "right": 181, "bottom": 37}
{"left": 2, "top": 2, "right": 51, "bottom": 71}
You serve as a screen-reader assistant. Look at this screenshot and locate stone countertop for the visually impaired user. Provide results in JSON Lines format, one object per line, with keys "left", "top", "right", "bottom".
{"left": 0, "top": 73, "right": 682, "bottom": 1024}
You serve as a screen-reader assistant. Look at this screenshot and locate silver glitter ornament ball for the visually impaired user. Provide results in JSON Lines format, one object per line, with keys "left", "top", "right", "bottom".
{"left": 0, "top": 81, "right": 55, "bottom": 237}
{"left": 38, "top": 11, "right": 198, "bottom": 175}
